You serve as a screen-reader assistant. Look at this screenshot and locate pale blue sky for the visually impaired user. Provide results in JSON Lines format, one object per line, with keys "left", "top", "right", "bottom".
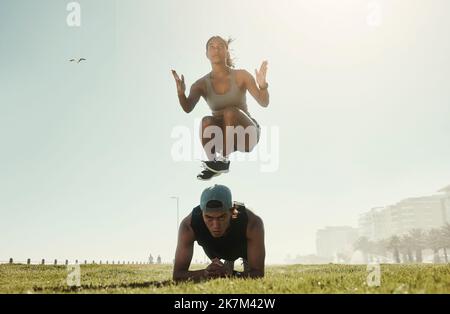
{"left": 1, "top": 0, "right": 449, "bottom": 264}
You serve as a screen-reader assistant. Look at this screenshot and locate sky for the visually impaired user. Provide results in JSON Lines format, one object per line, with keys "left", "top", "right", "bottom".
{"left": 1, "top": 0, "right": 449, "bottom": 264}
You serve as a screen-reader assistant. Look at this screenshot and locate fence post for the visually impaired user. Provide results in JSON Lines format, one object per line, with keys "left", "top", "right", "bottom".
{"left": 41, "top": 259, "right": 45, "bottom": 265}
{"left": 9, "top": 258, "right": 13, "bottom": 264}
{"left": 54, "top": 259, "right": 57, "bottom": 265}
{"left": 65, "top": 260, "right": 68, "bottom": 266}
{"left": 75, "top": 260, "right": 78, "bottom": 264}
{"left": 84, "top": 260, "right": 87, "bottom": 265}
{"left": 27, "top": 258, "right": 31, "bottom": 265}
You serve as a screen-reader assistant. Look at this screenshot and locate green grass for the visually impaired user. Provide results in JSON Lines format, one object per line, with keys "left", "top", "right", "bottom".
{"left": 1, "top": 264, "right": 449, "bottom": 294}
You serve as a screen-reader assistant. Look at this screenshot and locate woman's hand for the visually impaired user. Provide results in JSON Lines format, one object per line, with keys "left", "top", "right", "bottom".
{"left": 255, "top": 60, "right": 268, "bottom": 89}
{"left": 171, "top": 69, "right": 186, "bottom": 96}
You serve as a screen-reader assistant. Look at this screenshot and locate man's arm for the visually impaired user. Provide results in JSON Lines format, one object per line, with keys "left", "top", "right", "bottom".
{"left": 243, "top": 70, "right": 269, "bottom": 108}
{"left": 241, "top": 211, "right": 265, "bottom": 278}
{"left": 172, "top": 216, "right": 208, "bottom": 282}
{"left": 178, "top": 79, "right": 204, "bottom": 113}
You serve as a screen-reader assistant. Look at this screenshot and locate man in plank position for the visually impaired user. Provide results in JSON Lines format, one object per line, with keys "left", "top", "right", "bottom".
{"left": 173, "top": 184, "right": 265, "bottom": 282}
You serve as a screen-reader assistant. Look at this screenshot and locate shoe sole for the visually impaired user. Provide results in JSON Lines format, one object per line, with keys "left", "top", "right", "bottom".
{"left": 197, "top": 170, "right": 222, "bottom": 181}
{"left": 201, "top": 163, "right": 230, "bottom": 174}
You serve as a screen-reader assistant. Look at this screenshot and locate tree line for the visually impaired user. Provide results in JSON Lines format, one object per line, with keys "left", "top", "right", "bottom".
{"left": 352, "top": 223, "right": 450, "bottom": 263}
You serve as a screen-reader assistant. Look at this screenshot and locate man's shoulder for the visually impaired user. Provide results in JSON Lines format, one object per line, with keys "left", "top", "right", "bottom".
{"left": 245, "top": 208, "right": 264, "bottom": 241}
{"left": 179, "top": 213, "right": 196, "bottom": 242}
{"left": 181, "top": 205, "right": 202, "bottom": 226}
{"left": 245, "top": 208, "right": 264, "bottom": 229}
{"left": 180, "top": 213, "right": 193, "bottom": 231}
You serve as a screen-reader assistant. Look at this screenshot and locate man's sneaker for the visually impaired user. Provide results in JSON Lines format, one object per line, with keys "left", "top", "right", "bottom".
{"left": 202, "top": 159, "right": 230, "bottom": 173}
{"left": 197, "top": 169, "right": 221, "bottom": 181}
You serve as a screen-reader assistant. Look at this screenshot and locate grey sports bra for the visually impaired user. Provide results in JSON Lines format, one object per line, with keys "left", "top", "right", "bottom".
{"left": 204, "top": 69, "right": 248, "bottom": 116}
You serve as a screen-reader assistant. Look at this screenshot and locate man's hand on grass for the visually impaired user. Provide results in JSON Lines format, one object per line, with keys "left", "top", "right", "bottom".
{"left": 205, "top": 258, "right": 233, "bottom": 278}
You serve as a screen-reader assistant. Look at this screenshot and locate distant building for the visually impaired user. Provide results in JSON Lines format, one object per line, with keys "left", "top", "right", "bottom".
{"left": 316, "top": 226, "right": 359, "bottom": 259}
{"left": 358, "top": 185, "right": 450, "bottom": 241}
{"left": 358, "top": 206, "right": 394, "bottom": 241}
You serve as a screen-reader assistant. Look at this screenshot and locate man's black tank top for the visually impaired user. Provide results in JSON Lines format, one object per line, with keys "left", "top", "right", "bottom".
{"left": 190, "top": 204, "right": 248, "bottom": 261}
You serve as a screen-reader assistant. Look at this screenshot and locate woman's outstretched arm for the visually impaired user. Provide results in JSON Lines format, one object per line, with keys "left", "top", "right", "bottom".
{"left": 171, "top": 70, "right": 203, "bottom": 113}
{"left": 243, "top": 61, "right": 269, "bottom": 108}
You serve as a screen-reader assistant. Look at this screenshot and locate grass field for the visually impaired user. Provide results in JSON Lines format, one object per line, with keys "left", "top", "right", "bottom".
{"left": 1, "top": 264, "right": 450, "bottom": 294}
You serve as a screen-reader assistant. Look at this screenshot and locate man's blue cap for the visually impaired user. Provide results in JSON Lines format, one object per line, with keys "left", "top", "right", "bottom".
{"left": 200, "top": 184, "right": 233, "bottom": 212}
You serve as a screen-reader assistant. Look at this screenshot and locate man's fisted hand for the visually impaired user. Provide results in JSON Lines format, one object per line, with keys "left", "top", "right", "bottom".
{"left": 204, "top": 258, "right": 232, "bottom": 278}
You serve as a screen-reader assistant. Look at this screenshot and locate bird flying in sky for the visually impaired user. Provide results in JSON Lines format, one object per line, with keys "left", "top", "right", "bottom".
{"left": 69, "top": 58, "right": 86, "bottom": 63}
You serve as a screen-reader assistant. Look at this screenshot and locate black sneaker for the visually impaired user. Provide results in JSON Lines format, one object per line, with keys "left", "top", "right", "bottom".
{"left": 202, "top": 159, "right": 230, "bottom": 173}
{"left": 197, "top": 169, "right": 220, "bottom": 181}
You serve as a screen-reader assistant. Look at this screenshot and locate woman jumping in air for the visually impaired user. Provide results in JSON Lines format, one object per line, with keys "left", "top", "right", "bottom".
{"left": 171, "top": 36, "right": 269, "bottom": 180}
